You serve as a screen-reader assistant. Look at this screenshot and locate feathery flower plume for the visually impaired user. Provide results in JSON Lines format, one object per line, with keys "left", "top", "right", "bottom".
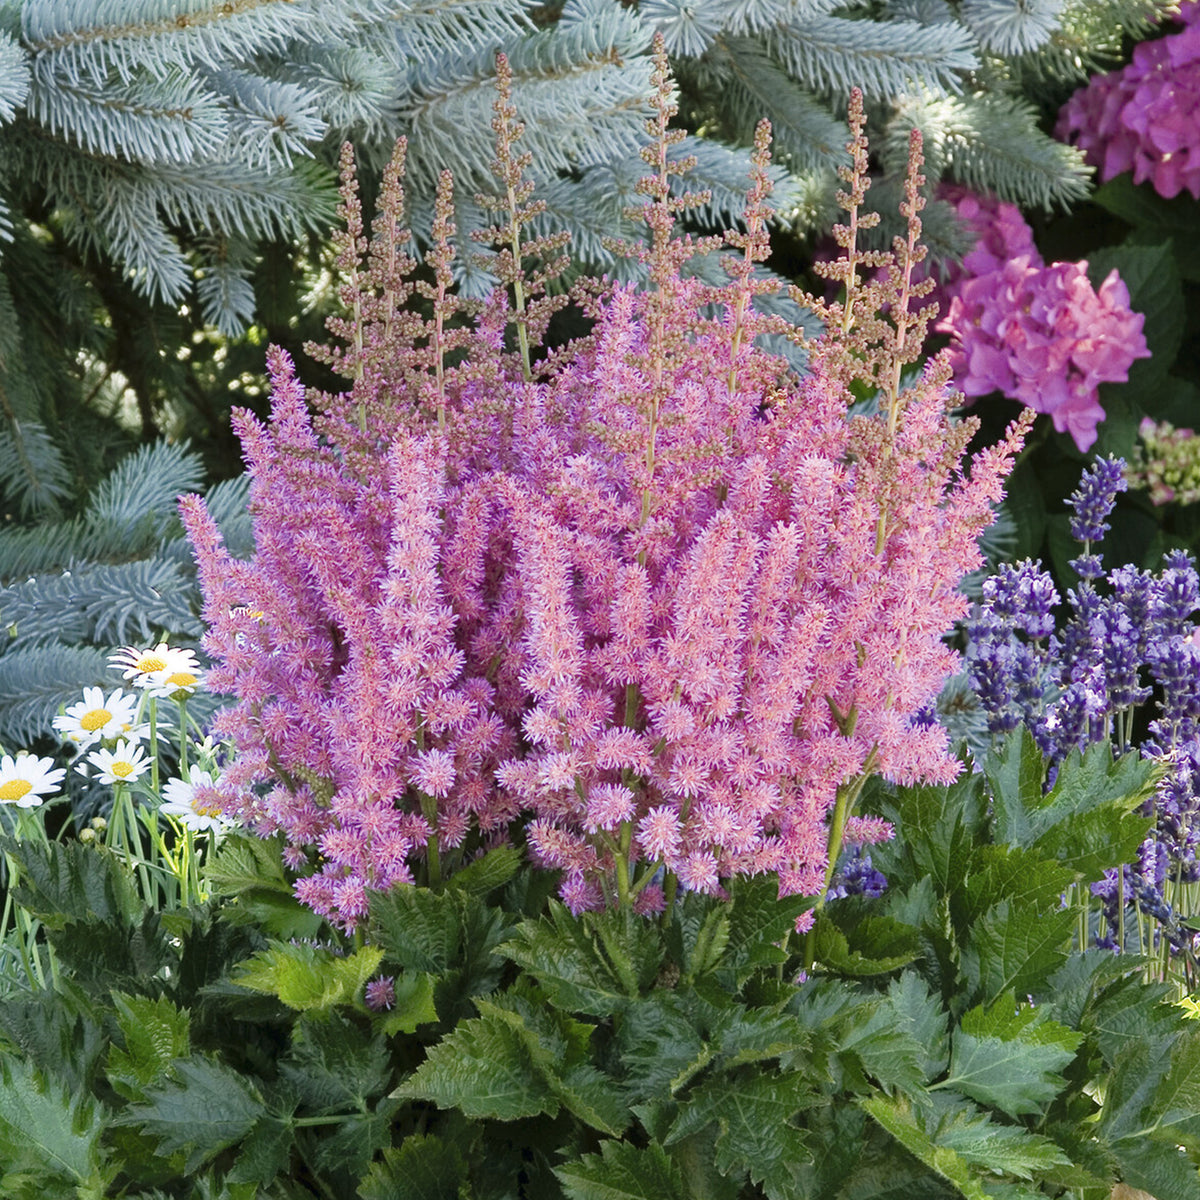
{"left": 183, "top": 52, "right": 1027, "bottom": 927}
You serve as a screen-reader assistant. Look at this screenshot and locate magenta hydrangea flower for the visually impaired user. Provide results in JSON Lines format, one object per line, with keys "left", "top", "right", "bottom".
{"left": 1057, "top": 4, "right": 1200, "bottom": 200}
{"left": 935, "top": 187, "right": 1149, "bottom": 451}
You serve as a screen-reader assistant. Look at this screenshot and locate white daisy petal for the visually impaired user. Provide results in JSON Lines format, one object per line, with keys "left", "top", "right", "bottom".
{"left": 0, "top": 753, "right": 66, "bottom": 807}
{"left": 109, "top": 642, "right": 202, "bottom": 686}
{"left": 142, "top": 666, "right": 206, "bottom": 700}
{"left": 85, "top": 739, "right": 151, "bottom": 786}
{"left": 159, "top": 773, "right": 233, "bottom": 833}
{"left": 53, "top": 686, "right": 140, "bottom": 748}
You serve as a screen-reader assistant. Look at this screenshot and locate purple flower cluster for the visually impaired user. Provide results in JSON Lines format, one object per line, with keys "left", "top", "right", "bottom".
{"left": 935, "top": 188, "right": 1149, "bottom": 452}
{"left": 181, "top": 67, "right": 1030, "bottom": 929}
{"left": 965, "top": 455, "right": 1200, "bottom": 953}
{"left": 1057, "top": 2, "right": 1200, "bottom": 201}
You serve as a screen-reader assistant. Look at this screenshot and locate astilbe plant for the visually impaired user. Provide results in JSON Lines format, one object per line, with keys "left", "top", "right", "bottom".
{"left": 180, "top": 44, "right": 1030, "bottom": 931}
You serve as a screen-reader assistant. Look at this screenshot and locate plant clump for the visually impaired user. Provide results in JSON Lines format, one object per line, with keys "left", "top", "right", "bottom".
{"left": 181, "top": 43, "right": 1030, "bottom": 929}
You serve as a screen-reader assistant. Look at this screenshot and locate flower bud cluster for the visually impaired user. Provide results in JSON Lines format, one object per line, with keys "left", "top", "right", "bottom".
{"left": 1056, "top": 2, "right": 1200, "bottom": 201}
{"left": 936, "top": 188, "right": 1149, "bottom": 452}
{"left": 1128, "top": 416, "right": 1200, "bottom": 506}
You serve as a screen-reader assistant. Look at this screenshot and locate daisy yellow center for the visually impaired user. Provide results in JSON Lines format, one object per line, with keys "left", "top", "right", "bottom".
{"left": 0, "top": 780, "right": 32, "bottom": 801}
{"left": 164, "top": 672, "right": 196, "bottom": 688}
{"left": 80, "top": 707, "right": 112, "bottom": 732}
{"left": 137, "top": 654, "right": 168, "bottom": 673}
{"left": 112, "top": 762, "right": 134, "bottom": 779}
{"left": 196, "top": 801, "right": 223, "bottom": 818}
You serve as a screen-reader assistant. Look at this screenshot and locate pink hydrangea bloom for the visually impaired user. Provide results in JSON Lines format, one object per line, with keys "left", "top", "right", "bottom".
{"left": 1057, "top": 6, "right": 1200, "bottom": 200}
{"left": 936, "top": 188, "right": 1149, "bottom": 451}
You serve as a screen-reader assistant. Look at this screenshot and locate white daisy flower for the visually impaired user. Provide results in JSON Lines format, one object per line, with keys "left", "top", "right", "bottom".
{"left": 142, "top": 665, "right": 205, "bottom": 700}
{"left": 0, "top": 754, "right": 65, "bottom": 807}
{"left": 84, "top": 740, "right": 151, "bottom": 786}
{"left": 109, "top": 643, "right": 201, "bottom": 687}
{"left": 160, "top": 774, "right": 233, "bottom": 834}
{"left": 52, "top": 687, "right": 139, "bottom": 749}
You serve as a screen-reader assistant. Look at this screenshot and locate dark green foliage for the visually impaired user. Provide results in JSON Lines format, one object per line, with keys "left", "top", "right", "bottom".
{"left": 0, "top": 737, "right": 1195, "bottom": 1197}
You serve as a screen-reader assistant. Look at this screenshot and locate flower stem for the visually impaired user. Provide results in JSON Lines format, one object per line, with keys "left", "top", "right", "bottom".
{"left": 148, "top": 697, "right": 159, "bottom": 795}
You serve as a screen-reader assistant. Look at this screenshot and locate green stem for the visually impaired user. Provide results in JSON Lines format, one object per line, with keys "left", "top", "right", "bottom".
{"left": 663, "top": 870, "right": 679, "bottom": 923}
{"left": 148, "top": 697, "right": 159, "bottom": 795}
{"left": 177, "top": 698, "right": 189, "bottom": 780}
{"left": 419, "top": 791, "right": 441, "bottom": 888}
{"left": 292, "top": 1113, "right": 361, "bottom": 1129}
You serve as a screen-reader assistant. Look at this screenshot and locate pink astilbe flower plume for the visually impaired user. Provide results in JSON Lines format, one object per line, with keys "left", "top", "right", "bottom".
{"left": 182, "top": 47, "right": 1029, "bottom": 929}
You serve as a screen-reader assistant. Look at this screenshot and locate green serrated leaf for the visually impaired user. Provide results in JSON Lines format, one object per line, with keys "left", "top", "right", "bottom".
{"left": 2, "top": 836, "right": 140, "bottom": 928}
{"left": 1028, "top": 805, "right": 1153, "bottom": 882}
{"left": 719, "top": 874, "right": 812, "bottom": 985}
{"left": 814, "top": 912, "right": 921, "bottom": 976}
{"left": 205, "top": 834, "right": 325, "bottom": 939}
{"left": 681, "top": 903, "right": 731, "bottom": 983}
{"left": 279, "top": 1013, "right": 390, "bottom": 1115}
{"left": 711, "top": 1004, "right": 810, "bottom": 1068}
{"left": 444, "top": 844, "right": 521, "bottom": 896}
{"left": 959, "top": 901, "right": 1075, "bottom": 1005}
{"left": 0, "top": 987, "right": 106, "bottom": 1096}
{"left": 375, "top": 972, "right": 439, "bottom": 1036}
{"left": 108, "top": 993, "right": 191, "bottom": 1099}
{"left": 171, "top": 914, "right": 260, "bottom": 1004}
{"left": 226, "top": 1114, "right": 294, "bottom": 1187}
{"left": 1112, "top": 1135, "right": 1200, "bottom": 1200}
{"left": 881, "top": 874, "right": 939, "bottom": 930}
{"left": 50, "top": 911, "right": 175, "bottom": 996}
{"left": 618, "top": 991, "right": 710, "bottom": 1102}
{"left": 1099, "top": 1038, "right": 1174, "bottom": 1145}
{"left": 871, "top": 772, "right": 987, "bottom": 903}
{"left": 205, "top": 833, "right": 292, "bottom": 896}
{"left": 1034, "top": 742, "right": 1159, "bottom": 843}
{"left": 231, "top": 941, "right": 383, "bottom": 1013}
{"left": 886, "top": 972, "right": 950, "bottom": 1081}
{"left": 959, "top": 845, "right": 1075, "bottom": 927}
{"left": 218, "top": 889, "right": 327, "bottom": 940}
{"left": 839, "top": 998, "right": 929, "bottom": 1096}
{"left": 933, "top": 1099, "right": 1073, "bottom": 1180}
{"left": 556, "top": 1139, "right": 687, "bottom": 1200}
{"left": 0, "top": 1058, "right": 107, "bottom": 1189}
{"left": 477, "top": 991, "right": 629, "bottom": 1135}
{"left": 983, "top": 726, "right": 1046, "bottom": 848}
{"left": 1144, "top": 1029, "right": 1200, "bottom": 1138}
{"left": 117, "top": 1057, "right": 267, "bottom": 1173}
{"left": 1085, "top": 973, "right": 1179, "bottom": 1067}
{"left": 860, "top": 1094, "right": 992, "bottom": 1200}
{"left": 500, "top": 903, "right": 661, "bottom": 1016}
{"left": 359, "top": 1135, "right": 469, "bottom": 1200}
{"left": 1044, "top": 949, "right": 1148, "bottom": 1032}
{"left": 394, "top": 1009, "right": 558, "bottom": 1121}
{"left": 664, "top": 1069, "right": 813, "bottom": 1193}
{"left": 308, "top": 1106, "right": 397, "bottom": 1186}
{"left": 941, "top": 999, "right": 1081, "bottom": 1117}
{"left": 368, "top": 883, "right": 510, "bottom": 1020}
